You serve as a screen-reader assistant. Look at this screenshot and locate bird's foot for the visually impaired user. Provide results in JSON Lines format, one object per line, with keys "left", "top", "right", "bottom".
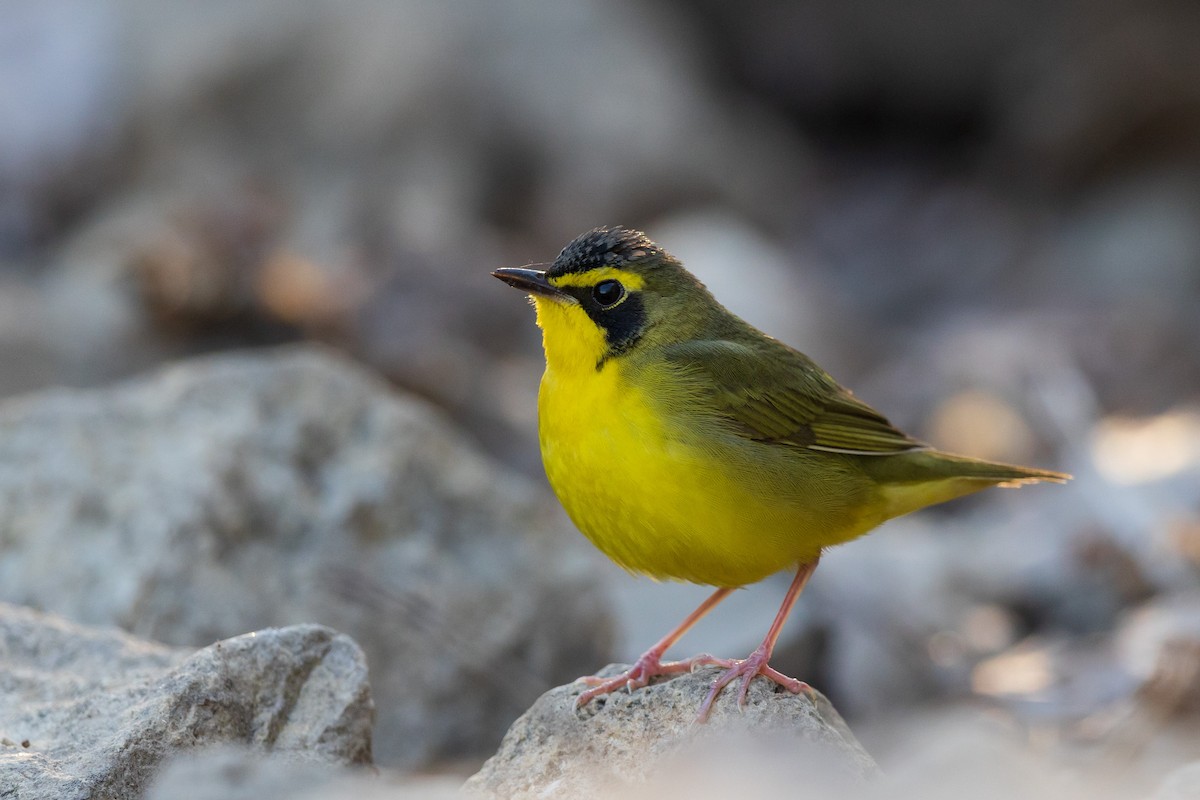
{"left": 575, "top": 651, "right": 729, "bottom": 708}
{"left": 696, "top": 645, "right": 812, "bottom": 722}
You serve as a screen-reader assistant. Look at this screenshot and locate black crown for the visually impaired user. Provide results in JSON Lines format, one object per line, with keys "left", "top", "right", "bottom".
{"left": 548, "top": 227, "right": 660, "bottom": 276}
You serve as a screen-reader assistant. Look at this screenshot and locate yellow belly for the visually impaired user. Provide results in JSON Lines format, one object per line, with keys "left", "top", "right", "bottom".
{"left": 537, "top": 359, "right": 884, "bottom": 587}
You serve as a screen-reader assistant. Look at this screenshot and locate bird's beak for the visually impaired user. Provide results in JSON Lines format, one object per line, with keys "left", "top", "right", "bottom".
{"left": 491, "top": 267, "right": 573, "bottom": 302}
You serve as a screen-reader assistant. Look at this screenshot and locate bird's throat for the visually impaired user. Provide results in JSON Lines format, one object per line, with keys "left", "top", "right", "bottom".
{"left": 534, "top": 296, "right": 613, "bottom": 375}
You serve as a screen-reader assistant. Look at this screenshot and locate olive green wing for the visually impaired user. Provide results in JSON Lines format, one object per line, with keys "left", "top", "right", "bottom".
{"left": 662, "top": 339, "right": 926, "bottom": 455}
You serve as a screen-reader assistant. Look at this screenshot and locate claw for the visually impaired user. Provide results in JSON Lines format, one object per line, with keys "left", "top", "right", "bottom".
{"left": 693, "top": 645, "right": 810, "bottom": 723}
{"left": 575, "top": 652, "right": 732, "bottom": 709}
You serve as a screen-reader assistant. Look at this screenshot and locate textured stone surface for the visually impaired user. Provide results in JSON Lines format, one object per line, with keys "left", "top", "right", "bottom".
{"left": 0, "top": 604, "right": 372, "bottom": 800}
{"left": 464, "top": 666, "right": 877, "bottom": 800}
{"left": 0, "top": 347, "right": 611, "bottom": 766}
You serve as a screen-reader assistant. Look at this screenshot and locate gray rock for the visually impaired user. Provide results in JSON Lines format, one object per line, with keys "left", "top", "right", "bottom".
{"left": 0, "top": 347, "right": 612, "bottom": 767}
{"left": 464, "top": 666, "right": 877, "bottom": 800}
{"left": 0, "top": 604, "right": 371, "bottom": 800}
{"left": 145, "top": 747, "right": 461, "bottom": 800}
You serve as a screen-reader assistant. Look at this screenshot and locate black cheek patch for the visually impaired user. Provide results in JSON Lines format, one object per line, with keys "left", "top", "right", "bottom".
{"left": 593, "top": 292, "right": 647, "bottom": 359}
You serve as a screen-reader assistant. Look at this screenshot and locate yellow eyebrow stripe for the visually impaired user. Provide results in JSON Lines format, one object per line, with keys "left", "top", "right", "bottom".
{"left": 549, "top": 267, "right": 646, "bottom": 291}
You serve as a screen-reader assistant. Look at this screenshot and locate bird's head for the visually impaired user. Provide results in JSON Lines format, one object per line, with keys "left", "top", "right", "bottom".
{"left": 493, "top": 226, "right": 715, "bottom": 372}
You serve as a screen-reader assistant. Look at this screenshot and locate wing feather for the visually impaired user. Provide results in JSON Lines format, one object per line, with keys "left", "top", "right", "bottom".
{"left": 663, "top": 339, "right": 925, "bottom": 455}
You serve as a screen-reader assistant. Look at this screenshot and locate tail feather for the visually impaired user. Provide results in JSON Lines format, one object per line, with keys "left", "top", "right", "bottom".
{"left": 865, "top": 449, "right": 1071, "bottom": 521}
{"left": 928, "top": 453, "right": 1072, "bottom": 487}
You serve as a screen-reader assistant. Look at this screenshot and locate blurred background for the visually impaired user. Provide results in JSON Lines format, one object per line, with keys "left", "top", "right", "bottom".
{"left": 3, "top": 0, "right": 1199, "bottom": 793}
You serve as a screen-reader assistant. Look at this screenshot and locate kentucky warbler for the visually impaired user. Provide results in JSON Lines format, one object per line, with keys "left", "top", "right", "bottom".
{"left": 493, "top": 226, "right": 1069, "bottom": 721}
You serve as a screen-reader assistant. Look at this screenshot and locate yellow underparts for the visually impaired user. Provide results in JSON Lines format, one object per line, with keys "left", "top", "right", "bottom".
{"left": 533, "top": 295, "right": 888, "bottom": 587}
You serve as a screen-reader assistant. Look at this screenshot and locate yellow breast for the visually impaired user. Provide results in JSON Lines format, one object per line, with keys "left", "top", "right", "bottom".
{"left": 532, "top": 296, "right": 883, "bottom": 587}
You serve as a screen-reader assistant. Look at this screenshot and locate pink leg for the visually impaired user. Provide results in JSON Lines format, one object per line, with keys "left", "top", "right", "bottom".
{"left": 575, "top": 586, "right": 735, "bottom": 708}
{"left": 696, "top": 556, "right": 821, "bottom": 722}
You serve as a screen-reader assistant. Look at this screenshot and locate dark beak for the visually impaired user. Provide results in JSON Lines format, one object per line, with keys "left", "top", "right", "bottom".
{"left": 491, "top": 267, "right": 572, "bottom": 301}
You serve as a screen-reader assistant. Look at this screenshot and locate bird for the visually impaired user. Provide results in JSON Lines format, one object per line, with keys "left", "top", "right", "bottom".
{"left": 492, "top": 226, "right": 1069, "bottom": 721}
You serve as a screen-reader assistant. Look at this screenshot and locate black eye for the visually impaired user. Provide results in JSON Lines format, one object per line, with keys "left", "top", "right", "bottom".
{"left": 592, "top": 279, "right": 625, "bottom": 308}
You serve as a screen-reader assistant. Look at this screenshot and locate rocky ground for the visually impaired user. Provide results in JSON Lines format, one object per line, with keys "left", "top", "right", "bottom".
{"left": 2, "top": 1, "right": 1199, "bottom": 798}
{"left": 0, "top": 349, "right": 611, "bottom": 772}
{"left": 1, "top": 606, "right": 371, "bottom": 798}
{"left": 0, "top": 347, "right": 1195, "bottom": 799}
{"left": 464, "top": 666, "right": 878, "bottom": 799}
